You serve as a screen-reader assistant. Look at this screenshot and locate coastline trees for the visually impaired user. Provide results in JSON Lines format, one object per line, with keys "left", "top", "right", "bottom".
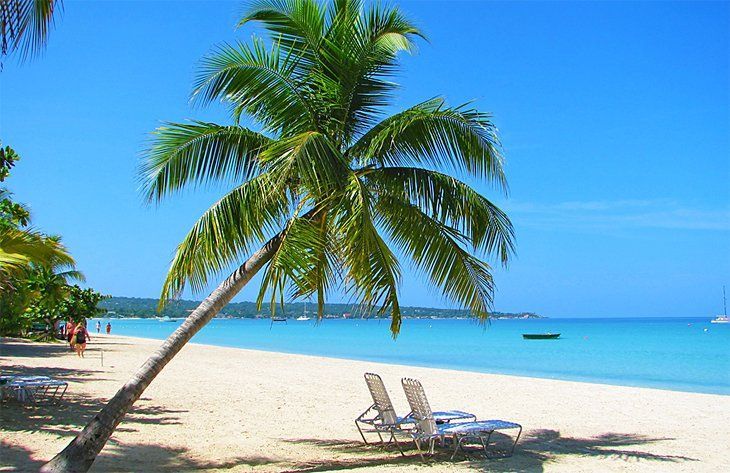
{"left": 43, "top": 1, "right": 515, "bottom": 471}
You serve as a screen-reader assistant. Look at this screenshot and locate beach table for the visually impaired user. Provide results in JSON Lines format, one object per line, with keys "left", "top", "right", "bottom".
{"left": 0, "top": 375, "right": 68, "bottom": 404}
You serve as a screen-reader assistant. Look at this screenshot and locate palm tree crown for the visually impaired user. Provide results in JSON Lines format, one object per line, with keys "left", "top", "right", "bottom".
{"left": 142, "top": 0, "right": 514, "bottom": 335}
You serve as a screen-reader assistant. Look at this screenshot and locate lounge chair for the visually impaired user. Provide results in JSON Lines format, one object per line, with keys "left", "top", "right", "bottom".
{"left": 401, "top": 377, "right": 521, "bottom": 460}
{"left": 355, "top": 373, "right": 475, "bottom": 453}
{"left": 0, "top": 375, "right": 68, "bottom": 403}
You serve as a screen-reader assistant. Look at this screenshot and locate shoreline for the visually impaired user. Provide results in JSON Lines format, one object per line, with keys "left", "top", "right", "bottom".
{"left": 2, "top": 334, "right": 729, "bottom": 472}
{"left": 108, "top": 333, "right": 729, "bottom": 398}
{"left": 91, "top": 323, "right": 730, "bottom": 396}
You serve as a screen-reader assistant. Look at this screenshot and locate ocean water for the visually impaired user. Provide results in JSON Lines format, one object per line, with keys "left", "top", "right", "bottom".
{"left": 91, "top": 317, "right": 730, "bottom": 395}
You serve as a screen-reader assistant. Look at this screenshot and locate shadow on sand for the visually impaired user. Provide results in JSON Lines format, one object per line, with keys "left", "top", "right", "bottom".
{"left": 270, "top": 429, "right": 698, "bottom": 472}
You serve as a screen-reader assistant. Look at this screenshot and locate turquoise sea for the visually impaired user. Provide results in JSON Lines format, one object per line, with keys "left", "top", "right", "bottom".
{"left": 91, "top": 317, "right": 730, "bottom": 395}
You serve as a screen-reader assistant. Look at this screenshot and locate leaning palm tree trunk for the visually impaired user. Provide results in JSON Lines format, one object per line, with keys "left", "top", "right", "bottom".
{"left": 41, "top": 235, "right": 282, "bottom": 473}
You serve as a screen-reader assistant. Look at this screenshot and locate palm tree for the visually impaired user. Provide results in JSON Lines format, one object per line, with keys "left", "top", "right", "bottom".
{"left": 0, "top": 0, "right": 61, "bottom": 60}
{"left": 0, "top": 229, "right": 75, "bottom": 334}
{"left": 0, "top": 227, "right": 73, "bottom": 289}
{"left": 26, "top": 248, "right": 85, "bottom": 320}
{"left": 43, "top": 1, "right": 514, "bottom": 471}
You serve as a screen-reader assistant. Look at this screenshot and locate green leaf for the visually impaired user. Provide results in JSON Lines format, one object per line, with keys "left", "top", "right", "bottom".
{"left": 350, "top": 97, "right": 507, "bottom": 189}
{"left": 142, "top": 121, "right": 271, "bottom": 202}
{"left": 366, "top": 166, "right": 515, "bottom": 264}
{"left": 376, "top": 195, "right": 495, "bottom": 321}
{"left": 193, "top": 38, "right": 319, "bottom": 135}
{"left": 159, "top": 174, "right": 290, "bottom": 305}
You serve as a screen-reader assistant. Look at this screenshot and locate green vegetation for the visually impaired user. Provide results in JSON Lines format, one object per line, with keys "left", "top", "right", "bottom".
{"left": 101, "top": 296, "right": 541, "bottom": 319}
{"left": 0, "top": 144, "right": 106, "bottom": 337}
{"left": 0, "top": 0, "right": 61, "bottom": 61}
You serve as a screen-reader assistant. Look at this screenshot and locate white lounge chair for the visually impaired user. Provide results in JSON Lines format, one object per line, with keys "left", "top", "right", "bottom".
{"left": 0, "top": 375, "right": 68, "bottom": 403}
{"left": 355, "top": 373, "right": 475, "bottom": 453}
{"left": 401, "top": 377, "right": 521, "bottom": 460}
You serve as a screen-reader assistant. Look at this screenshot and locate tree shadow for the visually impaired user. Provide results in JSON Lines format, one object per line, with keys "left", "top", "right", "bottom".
{"left": 277, "top": 429, "right": 698, "bottom": 472}
{"left": 0, "top": 438, "right": 280, "bottom": 472}
{"left": 2, "top": 393, "right": 191, "bottom": 471}
{"left": 477, "top": 429, "right": 698, "bottom": 473}
{"left": 1, "top": 337, "right": 83, "bottom": 359}
{"left": 89, "top": 440, "right": 281, "bottom": 472}
{"left": 1, "top": 390, "right": 186, "bottom": 437}
{"left": 0, "top": 441, "right": 45, "bottom": 471}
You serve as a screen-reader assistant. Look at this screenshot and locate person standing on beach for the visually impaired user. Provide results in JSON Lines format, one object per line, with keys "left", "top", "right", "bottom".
{"left": 66, "top": 321, "right": 76, "bottom": 350}
{"left": 106, "top": 322, "right": 111, "bottom": 334}
{"left": 96, "top": 321, "right": 101, "bottom": 333}
{"left": 73, "top": 323, "right": 90, "bottom": 358}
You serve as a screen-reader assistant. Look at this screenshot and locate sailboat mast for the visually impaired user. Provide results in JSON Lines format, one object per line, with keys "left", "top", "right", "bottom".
{"left": 724, "top": 286, "right": 727, "bottom": 316}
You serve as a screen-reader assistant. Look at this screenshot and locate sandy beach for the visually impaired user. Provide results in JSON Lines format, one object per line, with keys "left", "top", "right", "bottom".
{"left": 1, "top": 335, "right": 728, "bottom": 472}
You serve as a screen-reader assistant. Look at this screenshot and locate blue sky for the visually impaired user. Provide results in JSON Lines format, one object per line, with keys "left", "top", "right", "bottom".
{"left": 2, "top": 1, "right": 728, "bottom": 317}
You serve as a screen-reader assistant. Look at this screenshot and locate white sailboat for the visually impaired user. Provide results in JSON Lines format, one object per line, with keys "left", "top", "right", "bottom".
{"left": 297, "top": 301, "right": 311, "bottom": 321}
{"left": 711, "top": 286, "right": 729, "bottom": 324}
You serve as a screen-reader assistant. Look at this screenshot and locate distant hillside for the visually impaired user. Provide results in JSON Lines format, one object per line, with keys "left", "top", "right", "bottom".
{"left": 100, "top": 296, "right": 543, "bottom": 320}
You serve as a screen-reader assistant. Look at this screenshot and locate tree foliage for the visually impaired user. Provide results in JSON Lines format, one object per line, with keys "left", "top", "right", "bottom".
{"left": 144, "top": 0, "right": 515, "bottom": 336}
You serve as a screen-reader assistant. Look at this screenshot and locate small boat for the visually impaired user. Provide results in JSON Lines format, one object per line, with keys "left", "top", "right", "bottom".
{"left": 271, "top": 317, "right": 287, "bottom": 322}
{"left": 158, "top": 316, "right": 175, "bottom": 322}
{"left": 522, "top": 333, "right": 561, "bottom": 340}
{"left": 711, "top": 286, "right": 729, "bottom": 324}
{"left": 296, "top": 316, "right": 311, "bottom": 321}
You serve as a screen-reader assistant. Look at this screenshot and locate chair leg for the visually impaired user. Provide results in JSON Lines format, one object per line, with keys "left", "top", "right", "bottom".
{"left": 509, "top": 426, "right": 522, "bottom": 457}
{"left": 389, "top": 430, "right": 405, "bottom": 456}
{"left": 450, "top": 435, "right": 460, "bottom": 460}
{"left": 482, "top": 431, "right": 494, "bottom": 458}
{"left": 375, "top": 430, "right": 385, "bottom": 446}
{"left": 429, "top": 438, "right": 436, "bottom": 455}
{"left": 414, "top": 438, "right": 427, "bottom": 462}
{"left": 355, "top": 420, "right": 369, "bottom": 444}
{"left": 460, "top": 435, "right": 474, "bottom": 461}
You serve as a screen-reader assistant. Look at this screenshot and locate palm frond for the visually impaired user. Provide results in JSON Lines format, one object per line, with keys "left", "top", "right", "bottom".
{"left": 350, "top": 97, "right": 507, "bottom": 189}
{"left": 54, "top": 268, "right": 85, "bottom": 283}
{"left": 193, "top": 38, "right": 319, "bottom": 135}
{"left": 260, "top": 130, "right": 348, "bottom": 199}
{"left": 0, "top": 0, "right": 61, "bottom": 60}
{"left": 286, "top": 210, "right": 339, "bottom": 318}
{"left": 335, "top": 173, "right": 402, "bottom": 334}
{"left": 329, "top": 1, "right": 423, "bottom": 143}
{"left": 255, "top": 209, "right": 322, "bottom": 315}
{"left": 376, "top": 195, "right": 495, "bottom": 321}
{"left": 141, "top": 121, "right": 271, "bottom": 202}
{"left": 239, "top": 0, "right": 325, "bottom": 65}
{"left": 365, "top": 166, "right": 515, "bottom": 264}
{"left": 159, "top": 174, "right": 290, "bottom": 306}
{"left": 0, "top": 227, "right": 73, "bottom": 280}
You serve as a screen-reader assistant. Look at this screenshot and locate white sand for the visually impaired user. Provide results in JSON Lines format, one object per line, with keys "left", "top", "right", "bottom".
{"left": 1, "top": 334, "right": 728, "bottom": 472}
